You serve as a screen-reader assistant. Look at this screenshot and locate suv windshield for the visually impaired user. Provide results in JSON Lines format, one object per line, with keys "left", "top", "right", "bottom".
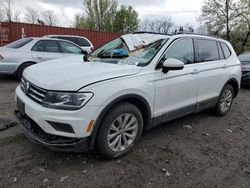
{"left": 5, "top": 38, "right": 33, "bottom": 48}
{"left": 89, "top": 34, "right": 169, "bottom": 66}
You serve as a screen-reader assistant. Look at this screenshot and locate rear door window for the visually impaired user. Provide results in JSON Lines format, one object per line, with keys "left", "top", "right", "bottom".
{"left": 220, "top": 42, "right": 231, "bottom": 59}
{"left": 58, "top": 41, "right": 83, "bottom": 54}
{"left": 195, "top": 39, "right": 219, "bottom": 62}
{"left": 32, "top": 40, "right": 60, "bottom": 53}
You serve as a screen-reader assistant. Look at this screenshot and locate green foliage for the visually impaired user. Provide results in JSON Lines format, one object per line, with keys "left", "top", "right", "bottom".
{"left": 74, "top": 0, "right": 139, "bottom": 33}
{"left": 113, "top": 5, "right": 139, "bottom": 33}
{"left": 199, "top": 0, "right": 250, "bottom": 54}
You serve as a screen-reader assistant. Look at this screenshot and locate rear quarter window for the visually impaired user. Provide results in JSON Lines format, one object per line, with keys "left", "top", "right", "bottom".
{"left": 220, "top": 42, "right": 231, "bottom": 59}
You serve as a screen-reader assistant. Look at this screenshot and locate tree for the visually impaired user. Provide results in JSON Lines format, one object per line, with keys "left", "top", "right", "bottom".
{"left": 199, "top": 0, "right": 236, "bottom": 40}
{"left": 199, "top": 0, "right": 250, "bottom": 53}
{"left": 74, "top": 13, "right": 95, "bottom": 30}
{"left": 113, "top": 5, "right": 139, "bottom": 33}
{"left": 13, "top": 10, "right": 21, "bottom": 22}
{"left": 25, "top": 7, "right": 39, "bottom": 24}
{"left": 233, "top": 0, "right": 250, "bottom": 52}
{"left": 42, "top": 10, "right": 57, "bottom": 26}
{"left": 83, "top": 0, "right": 118, "bottom": 31}
{"left": 2, "top": 0, "right": 13, "bottom": 22}
{"left": 140, "top": 18, "right": 174, "bottom": 34}
{"left": 0, "top": 8, "right": 5, "bottom": 22}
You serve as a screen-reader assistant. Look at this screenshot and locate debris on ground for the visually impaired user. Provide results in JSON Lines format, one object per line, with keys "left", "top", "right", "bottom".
{"left": 161, "top": 168, "right": 167, "bottom": 172}
{"left": 243, "top": 168, "right": 250, "bottom": 174}
{"left": 59, "top": 176, "right": 68, "bottom": 182}
{"left": 202, "top": 133, "right": 211, "bottom": 137}
{"left": 226, "top": 129, "right": 233, "bottom": 133}
{"left": 0, "top": 117, "right": 18, "bottom": 131}
{"left": 43, "top": 178, "right": 49, "bottom": 183}
{"left": 13, "top": 177, "right": 18, "bottom": 183}
{"left": 165, "top": 171, "right": 171, "bottom": 176}
{"left": 183, "top": 125, "right": 192, "bottom": 129}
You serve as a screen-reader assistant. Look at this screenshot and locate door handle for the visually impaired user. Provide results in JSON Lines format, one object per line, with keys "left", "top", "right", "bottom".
{"left": 37, "top": 57, "right": 43, "bottom": 60}
{"left": 191, "top": 69, "right": 200, "bottom": 74}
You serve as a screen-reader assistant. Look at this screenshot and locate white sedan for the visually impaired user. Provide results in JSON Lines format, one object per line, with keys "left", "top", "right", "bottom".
{"left": 0, "top": 37, "right": 87, "bottom": 79}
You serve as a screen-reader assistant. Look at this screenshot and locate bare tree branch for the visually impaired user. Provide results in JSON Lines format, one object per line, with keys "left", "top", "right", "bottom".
{"left": 25, "top": 7, "right": 39, "bottom": 24}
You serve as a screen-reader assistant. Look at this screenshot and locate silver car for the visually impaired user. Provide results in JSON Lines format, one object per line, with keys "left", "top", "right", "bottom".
{"left": 0, "top": 37, "right": 87, "bottom": 78}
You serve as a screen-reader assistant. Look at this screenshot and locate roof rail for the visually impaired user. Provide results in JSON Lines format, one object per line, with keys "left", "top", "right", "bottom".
{"left": 174, "top": 32, "right": 223, "bottom": 39}
{"left": 132, "top": 31, "right": 172, "bottom": 36}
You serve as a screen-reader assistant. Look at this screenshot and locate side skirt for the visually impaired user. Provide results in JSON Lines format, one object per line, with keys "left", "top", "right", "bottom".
{"left": 147, "top": 97, "right": 219, "bottom": 130}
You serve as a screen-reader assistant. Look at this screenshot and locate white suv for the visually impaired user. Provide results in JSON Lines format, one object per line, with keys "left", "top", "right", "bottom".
{"left": 16, "top": 33, "right": 241, "bottom": 159}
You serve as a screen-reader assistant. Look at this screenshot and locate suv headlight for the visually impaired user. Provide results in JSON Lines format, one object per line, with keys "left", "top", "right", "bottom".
{"left": 43, "top": 92, "right": 93, "bottom": 110}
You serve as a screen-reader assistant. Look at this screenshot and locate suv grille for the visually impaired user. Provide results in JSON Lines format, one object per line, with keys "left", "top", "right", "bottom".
{"left": 21, "top": 78, "right": 47, "bottom": 104}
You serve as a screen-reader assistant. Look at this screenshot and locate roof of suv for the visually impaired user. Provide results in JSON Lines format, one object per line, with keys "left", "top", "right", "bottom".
{"left": 133, "top": 32, "right": 227, "bottom": 43}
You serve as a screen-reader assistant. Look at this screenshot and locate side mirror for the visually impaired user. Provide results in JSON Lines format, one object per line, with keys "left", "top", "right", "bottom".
{"left": 162, "top": 58, "right": 184, "bottom": 73}
{"left": 81, "top": 50, "right": 88, "bottom": 55}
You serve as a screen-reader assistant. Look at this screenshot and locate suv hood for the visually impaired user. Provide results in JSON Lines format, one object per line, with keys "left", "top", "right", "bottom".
{"left": 23, "top": 57, "right": 142, "bottom": 91}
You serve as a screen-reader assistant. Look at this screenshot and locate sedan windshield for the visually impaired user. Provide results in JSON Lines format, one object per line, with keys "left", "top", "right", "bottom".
{"left": 5, "top": 38, "right": 33, "bottom": 48}
{"left": 89, "top": 35, "right": 168, "bottom": 66}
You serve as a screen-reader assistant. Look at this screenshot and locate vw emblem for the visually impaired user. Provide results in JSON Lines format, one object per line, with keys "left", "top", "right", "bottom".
{"left": 21, "top": 79, "right": 30, "bottom": 94}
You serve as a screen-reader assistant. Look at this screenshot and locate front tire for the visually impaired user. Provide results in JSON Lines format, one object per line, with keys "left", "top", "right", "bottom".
{"left": 96, "top": 102, "right": 143, "bottom": 159}
{"left": 213, "top": 84, "right": 234, "bottom": 116}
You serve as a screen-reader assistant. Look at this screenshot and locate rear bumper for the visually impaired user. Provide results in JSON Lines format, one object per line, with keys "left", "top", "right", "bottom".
{"left": 16, "top": 111, "right": 91, "bottom": 152}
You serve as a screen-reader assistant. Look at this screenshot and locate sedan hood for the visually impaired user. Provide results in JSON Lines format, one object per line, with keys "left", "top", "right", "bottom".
{"left": 23, "top": 57, "right": 142, "bottom": 91}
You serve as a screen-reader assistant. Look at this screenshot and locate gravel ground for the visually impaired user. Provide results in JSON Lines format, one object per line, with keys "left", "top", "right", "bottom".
{"left": 0, "top": 75, "right": 250, "bottom": 188}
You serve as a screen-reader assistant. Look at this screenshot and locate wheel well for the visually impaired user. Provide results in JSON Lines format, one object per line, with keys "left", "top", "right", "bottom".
{"left": 90, "top": 95, "right": 152, "bottom": 150}
{"left": 17, "top": 61, "right": 36, "bottom": 71}
{"left": 16, "top": 61, "right": 36, "bottom": 77}
{"left": 226, "top": 79, "right": 239, "bottom": 98}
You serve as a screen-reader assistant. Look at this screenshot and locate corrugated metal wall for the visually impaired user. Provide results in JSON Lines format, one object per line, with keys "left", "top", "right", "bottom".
{"left": 0, "top": 22, "right": 122, "bottom": 48}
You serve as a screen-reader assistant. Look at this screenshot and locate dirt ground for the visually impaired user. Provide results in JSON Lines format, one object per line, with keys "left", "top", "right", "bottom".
{"left": 0, "top": 75, "right": 250, "bottom": 188}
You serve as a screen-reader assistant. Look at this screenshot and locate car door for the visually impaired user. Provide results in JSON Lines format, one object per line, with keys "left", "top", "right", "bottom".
{"left": 154, "top": 38, "right": 199, "bottom": 122}
{"left": 193, "top": 39, "right": 229, "bottom": 111}
{"left": 31, "top": 40, "right": 63, "bottom": 62}
{"left": 58, "top": 41, "right": 85, "bottom": 57}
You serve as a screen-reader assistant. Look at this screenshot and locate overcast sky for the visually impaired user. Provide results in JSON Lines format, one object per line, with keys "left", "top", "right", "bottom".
{"left": 9, "top": 0, "right": 202, "bottom": 28}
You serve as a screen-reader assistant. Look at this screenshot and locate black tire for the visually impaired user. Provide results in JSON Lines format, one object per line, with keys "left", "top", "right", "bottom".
{"left": 213, "top": 84, "right": 234, "bottom": 116}
{"left": 17, "top": 63, "right": 34, "bottom": 80}
{"left": 96, "top": 102, "right": 143, "bottom": 159}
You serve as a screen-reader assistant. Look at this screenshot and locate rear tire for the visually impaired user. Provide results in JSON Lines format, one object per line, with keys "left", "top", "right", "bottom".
{"left": 96, "top": 102, "right": 143, "bottom": 159}
{"left": 17, "top": 63, "right": 34, "bottom": 80}
{"left": 213, "top": 84, "right": 234, "bottom": 116}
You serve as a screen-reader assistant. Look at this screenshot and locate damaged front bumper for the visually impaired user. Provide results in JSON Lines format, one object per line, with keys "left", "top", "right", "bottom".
{"left": 15, "top": 111, "right": 91, "bottom": 152}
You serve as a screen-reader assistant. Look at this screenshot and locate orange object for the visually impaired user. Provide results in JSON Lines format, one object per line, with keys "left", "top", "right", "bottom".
{"left": 86, "top": 120, "right": 95, "bottom": 132}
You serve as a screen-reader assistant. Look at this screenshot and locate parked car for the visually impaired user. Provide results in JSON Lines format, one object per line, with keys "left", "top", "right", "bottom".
{"left": 45, "top": 35, "right": 94, "bottom": 53}
{"left": 16, "top": 32, "right": 241, "bottom": 159}
{"left": 0, "top": 37, "right": 87, "bottom": 79}
{"left": 238, "top": 52, "right": 250, "bottom": 86}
